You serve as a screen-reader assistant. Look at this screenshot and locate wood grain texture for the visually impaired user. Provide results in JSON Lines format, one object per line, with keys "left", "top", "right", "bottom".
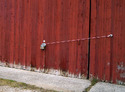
{"left": 0, "top": 0, "right": 124, "bottom": 83}
{"left": 0, "top": 0, "right": 89, "bottom": 77}
{"left": 90, "top": 0, "right": 125, "bottom": 83}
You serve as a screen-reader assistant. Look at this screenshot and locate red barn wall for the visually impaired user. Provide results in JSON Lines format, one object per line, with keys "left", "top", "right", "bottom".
{"left": 90, "top": 0, "right": 125, "bottom": 84}
{"left": 0, "top": 0, "right": 124, "bottom": 84}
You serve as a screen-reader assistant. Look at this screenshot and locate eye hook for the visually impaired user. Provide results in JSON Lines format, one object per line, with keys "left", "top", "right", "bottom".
{"left": 40, "top": 40, "right": 46, "bottom": 50}
{"left": 107, "top": 34, "right": 113, "bottom": 37}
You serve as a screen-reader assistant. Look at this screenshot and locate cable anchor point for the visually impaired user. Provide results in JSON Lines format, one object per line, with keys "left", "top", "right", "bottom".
{"left": 107, "top": 34, "right": 113, "bottom": 38}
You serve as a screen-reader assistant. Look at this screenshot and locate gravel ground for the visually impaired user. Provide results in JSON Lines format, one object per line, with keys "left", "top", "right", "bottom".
{"left": 0, "top": 86, "right": 37, "bottom": 92}
{"left": 0, "top": 66, "right": 90, "bottom": 92}
{"left": 89, "top": 82, "right": 125, "bottom": 92}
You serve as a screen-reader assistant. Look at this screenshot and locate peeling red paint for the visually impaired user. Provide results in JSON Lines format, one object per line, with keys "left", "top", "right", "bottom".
{"left": 90, "top": 0, "right": 125, "bottom": 84}
{"left": 0, "top": 0, "right": 125, "bottom": 84}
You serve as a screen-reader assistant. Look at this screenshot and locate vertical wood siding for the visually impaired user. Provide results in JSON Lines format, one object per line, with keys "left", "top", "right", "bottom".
{"left": 0, "top": 0, "right": 90, "bottom": 78}
{"left": 0, "top": 0, "right": 125, "bottom": 84}
{"left": 90, "top": 0, "right": 125, "bottom": 84}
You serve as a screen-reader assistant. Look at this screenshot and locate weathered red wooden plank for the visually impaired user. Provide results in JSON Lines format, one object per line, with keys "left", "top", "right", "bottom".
{"left": 68, "top": 0, "right": 78, "bottom": 74}
{"left": 120, "top": 0, "right": 125, "bottom": 83}
{"left": 104, "top": 0, "right": 111, "bottom": 81}
{"left": 54, "top": 0, "right": 61, "bottom": 69}
{"left": 40, "top": 0, "right": 47, "bottom": 69}
{"left": 30, "top": 0, "right": 39, "bottom": 67}
{"left": 0, "top": 0, "right": 4, "bottom": 61}
{"left": 44, "top": 0, "right": 54, "bottom": 69}
{"left": 76, "top": 0, "right": 86, "bottom": 76}
{"left": 42, "top": 0, "right": 48, "bottom": 69}
{"left": 97, "top": 0, "right": 104, "bottom": 80}
{"left": 111, "top": 0, "right": 125, "bottom": 84}
{"left": 5, "top": 0, "right": 11, "bottom": 64}
{"left": 35, "top": 0, "right": 43, "bottom": 69}
{"left": 1, "top": 0, "right": 5, "bottom": 61}
{"left": 23, "top": 0, "right": 27, "bottom": 67}
{"left": 18, "top": 0, "right": 23, "bottom": 66}
{"left": 112, "top": 0, "right": 120, "bottom": 83}
{"left": 26, "top": 0, "right": 32, "bottom": 67}
{"left": 89, "top": 0, "right": 96, "bottom": 78}
{"left": 14, "top": 0, "right": 20, "bottom": 65}
{"left": 50, "top": 0, "right": 56, "bottom": 69}
{"left": 80, "top": 0, "right": 90, "bottom": 77}
{"left": 9, "top": 0, "right": 15, "bottom": 65}
{"left": 18, "top": 0, "right": 22, "bottom": 66}
{"left": 59, "top": 0, "right": 69, "bottom": 72}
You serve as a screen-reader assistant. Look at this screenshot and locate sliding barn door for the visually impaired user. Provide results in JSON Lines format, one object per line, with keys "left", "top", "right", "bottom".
{"left": 90, "top": 0, "right": 125, "bottom": 84}
{"left": 43, "top": 0, "right": 90, "bottom": 77}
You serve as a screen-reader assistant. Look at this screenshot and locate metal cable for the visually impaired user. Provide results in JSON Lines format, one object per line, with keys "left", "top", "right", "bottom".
{"left": 46, "top": 34, "right": 113, "bottom": 45}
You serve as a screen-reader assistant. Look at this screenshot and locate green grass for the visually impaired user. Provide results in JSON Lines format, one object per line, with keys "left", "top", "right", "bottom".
{"left": 0, "top": 78, "right": 56, "bottom": 92}
{"left": 84, "top": 78, "right": 98, "bottom": 92}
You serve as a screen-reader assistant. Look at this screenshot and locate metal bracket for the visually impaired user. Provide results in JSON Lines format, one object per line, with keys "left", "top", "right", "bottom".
{"left": 107, "top": 34, "right": 113, "bottom": 37}
{"left": 40, "top": 40, "right": 46, "bottom": 50}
